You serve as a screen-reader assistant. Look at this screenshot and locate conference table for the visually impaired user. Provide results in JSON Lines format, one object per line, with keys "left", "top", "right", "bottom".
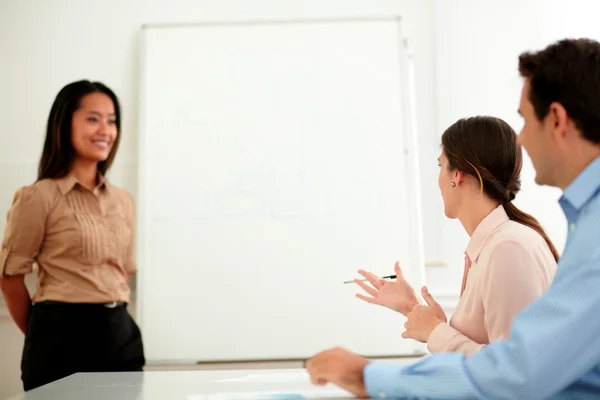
{"left": 7, "top": 360, "right": 600, "bottom": 400}
{"left": 5, "top": 364, "right": 416, "bottom": 400}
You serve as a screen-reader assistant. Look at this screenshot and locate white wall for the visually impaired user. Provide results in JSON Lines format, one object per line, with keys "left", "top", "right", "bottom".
{"left": 0, "top": 1, "right": 436, "bottom": 397}
{"left": 0, "top": 0, "right": 439, "bottom": 256}
{"left": 3, "top": 0, "right": 599, "bottom": 396}
{"left": 0, "top": 0, "right": 439, "bottom": 283}
{"left": 430, "top": 0, "right": 600, "bottom": 295}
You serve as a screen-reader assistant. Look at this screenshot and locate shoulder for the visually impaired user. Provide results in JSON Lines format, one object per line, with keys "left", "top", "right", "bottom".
{"left": 562, "top": 195, "right": 600, "bottom": 263}
{"left": 4, "top": 180, "right": 61, "bottom": 223}
{"left": 12, "top": 179, "right": 59, "bottom": 207}
{"left": 105, "top": 183, "right": 135, "bottom": 209}
{"left": 576, "top": 194, "right": 600, "bottom": 235}
{"left": 486, "top": 220, "right": 547, "bottom": 253}
{"left": 479, "top": 221, "right": 557, "bottom": 277}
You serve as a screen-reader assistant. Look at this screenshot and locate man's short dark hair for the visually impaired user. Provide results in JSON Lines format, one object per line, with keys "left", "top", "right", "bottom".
{"left": 519, "top": 38, "right": 600, "bottom": 144}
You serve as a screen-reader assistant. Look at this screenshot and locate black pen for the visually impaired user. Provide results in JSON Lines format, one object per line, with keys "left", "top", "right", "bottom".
{"left": 343, "top": 274, "right": 396, "bottom": 284}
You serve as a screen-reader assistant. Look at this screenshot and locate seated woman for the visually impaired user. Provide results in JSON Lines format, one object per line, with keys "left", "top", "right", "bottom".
{"left": 355, "top": 116, "right": 558, "bottom": 355}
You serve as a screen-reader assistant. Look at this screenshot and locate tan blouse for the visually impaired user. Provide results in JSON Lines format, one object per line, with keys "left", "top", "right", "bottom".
{"left": 0, "top": 174, "right": 136, "bottom": 304}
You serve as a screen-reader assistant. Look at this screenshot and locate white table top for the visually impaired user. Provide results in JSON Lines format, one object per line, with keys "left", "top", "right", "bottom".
{"left": 6, "top": 368, "right": 363, "bottom": 400}
{"left": 8, "top": 363, "right": 599, "bottom": 400}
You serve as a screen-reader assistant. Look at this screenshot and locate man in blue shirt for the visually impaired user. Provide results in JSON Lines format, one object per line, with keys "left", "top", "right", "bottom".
{"left": 306, "top": 38, "right": 600, "bottom": 399}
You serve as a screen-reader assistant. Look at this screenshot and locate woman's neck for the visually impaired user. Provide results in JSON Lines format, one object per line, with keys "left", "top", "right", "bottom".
{"left": 70, "top": 159, "right": 99, "bottom": 190}
{"left": 458, "top": 195, "right": 501, "bottom": 237}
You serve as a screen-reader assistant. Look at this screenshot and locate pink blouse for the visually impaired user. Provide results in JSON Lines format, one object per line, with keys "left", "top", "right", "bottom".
{"left": 427, "top": 205, "right": 558, "bottom": 355}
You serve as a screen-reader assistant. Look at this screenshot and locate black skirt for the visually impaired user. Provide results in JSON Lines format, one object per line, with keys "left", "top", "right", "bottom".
{"left": 21, "top": 301, "right": 146, "bottom": 391}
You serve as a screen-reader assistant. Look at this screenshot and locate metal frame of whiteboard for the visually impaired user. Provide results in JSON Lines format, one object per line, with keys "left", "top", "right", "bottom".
{"left": 136, "top": 16, "right": 427, "bottom": 363}
{"left": 400, "top": 35, "right": 427, "bottom": 292}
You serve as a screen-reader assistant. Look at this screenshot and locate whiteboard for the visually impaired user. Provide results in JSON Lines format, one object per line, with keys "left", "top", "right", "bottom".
{"left": 137, "top": 17, "right": 426, "bottom": 363}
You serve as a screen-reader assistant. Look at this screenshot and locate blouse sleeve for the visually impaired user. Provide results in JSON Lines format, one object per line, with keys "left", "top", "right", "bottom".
{"left": 0, "top": 185, "right": 49, "bottom": 277}
{"left": 427, "top": 321, "right": 487, "bottom": 355}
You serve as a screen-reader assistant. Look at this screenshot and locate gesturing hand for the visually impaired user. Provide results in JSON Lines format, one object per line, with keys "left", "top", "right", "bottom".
{"left": 354, "top": 261, "right": 419, "bottom": 316}
{"left": 402, "top": 286, "right": 447, "bottom": 343}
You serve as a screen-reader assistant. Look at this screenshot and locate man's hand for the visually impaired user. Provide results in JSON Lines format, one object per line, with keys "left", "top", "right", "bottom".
{"left": 305, "top": 347, "right": 371, "bottom": 398}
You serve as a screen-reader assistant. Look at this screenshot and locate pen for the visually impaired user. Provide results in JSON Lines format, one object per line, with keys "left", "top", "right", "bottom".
{"left": 343, "top": 274, "right": 396, "bottom": 284}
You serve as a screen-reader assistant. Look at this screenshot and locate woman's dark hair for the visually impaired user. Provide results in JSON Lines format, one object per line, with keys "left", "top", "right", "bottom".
{"left": 37, "top": 80, "right": 121, "bottom": 181}
{"left": 442, "top": 116, "right": 560, "bottom": 261}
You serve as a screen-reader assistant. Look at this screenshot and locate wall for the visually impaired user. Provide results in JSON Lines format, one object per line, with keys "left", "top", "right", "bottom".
{"left": 5, "top": 0, "right": 598, "bottom": 396}
{"left": 428, "top": 0, "right": 600, "bottom": 296}
{"left": 0, "top": 318, "right": 23, "bottom": 400}
{"left": 0, "top": 1, "right": 436, "bottom": 397}
{"left": 0, "top": 0, "right": 439, "bottom": 256}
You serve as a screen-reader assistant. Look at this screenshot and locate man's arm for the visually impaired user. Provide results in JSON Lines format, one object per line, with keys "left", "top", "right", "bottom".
{"left": 364, "top": 251, "right": 600, "bottom": 400}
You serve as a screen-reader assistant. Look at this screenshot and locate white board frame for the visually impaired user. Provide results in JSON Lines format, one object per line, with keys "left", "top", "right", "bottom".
{"left": 136, "top": 16, "right": 426, "bottom": 363}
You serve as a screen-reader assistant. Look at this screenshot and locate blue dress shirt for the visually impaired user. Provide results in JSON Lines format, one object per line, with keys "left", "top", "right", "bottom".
{"left": 364, "top": 156, "right": 600, "bottom": 399}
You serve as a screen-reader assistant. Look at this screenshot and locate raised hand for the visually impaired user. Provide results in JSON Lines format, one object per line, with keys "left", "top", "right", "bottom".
{"left": 354, "top": 261, "right": 420, "bottom": 316}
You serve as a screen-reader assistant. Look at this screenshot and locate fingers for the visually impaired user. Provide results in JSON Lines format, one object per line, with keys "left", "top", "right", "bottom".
{"left": 372, "top": 272, "right": 387, "bottom": 286}
{"left": 421, "top": 286, "right": 445, "bottom": 318}
{"left": 421, "top": 286, "right": 439, "bottom": 307}
{"left": 367, "top": 272, "right": 386, "bottom": 286}
{"left": 358, "top": 270, "right": 383, "bottom": 289}
{"left": 310, "top": 374, "right": 328, "bottom": 385}
{"left": 355, "top": 293, "right": 376, "bottom": 304}
{"left": 394, "top": 261, "right": 404, "bottom": 278}
{"left": 354, "top": 279, "right": 379, "bottom": 298}
{"left": 404, "top": 304, "right": 421, "bottom": 330}
{"left": 402, "top": 306, "right": 419, "bottom": 340}
{"left": 305, "top": 349, "right": 336, "bottom": 386}
{"left": 305, "top": 352, "right": 325, "bottom": 384}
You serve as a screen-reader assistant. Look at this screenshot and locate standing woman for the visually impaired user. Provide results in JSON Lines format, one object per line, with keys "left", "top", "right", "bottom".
{"left": 0, "top": 80, "right": 145, "bottom": 391}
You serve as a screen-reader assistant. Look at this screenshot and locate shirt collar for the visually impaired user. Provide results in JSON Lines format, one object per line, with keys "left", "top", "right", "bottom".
{"left": 57, "top": 173, "right": 107, "bottom": 195}
{"left": 465, "top": 204, "right": 509, "bottom": 263}
{"left": 561, "top": 155, "right": 600, "bottom": 212}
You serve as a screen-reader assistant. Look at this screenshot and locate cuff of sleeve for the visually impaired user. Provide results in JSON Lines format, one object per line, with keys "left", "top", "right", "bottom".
{"left": 364, "top": 361, "right": 405, "bottom": 399}
{"left": 125, "top": 261, "right": 137, "bottom": 274}
{"left": 427, "top": 322, "right": 456, "bottom": 353}
{"left": 0, "top": 250, "right": 33, "bottom": 277}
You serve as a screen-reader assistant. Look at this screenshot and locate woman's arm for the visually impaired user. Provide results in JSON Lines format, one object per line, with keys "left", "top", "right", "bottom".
{"left": 427, "top": 240, "right": 552, "bottom": 355}
{"left": 0, "top": 185, "right": 48, "bottom": 332}
{"left": 427, "top": 321, "right": 486, "bottom": 355}
{"left": 0, "top": 276, "right": 31, "bottom": 333}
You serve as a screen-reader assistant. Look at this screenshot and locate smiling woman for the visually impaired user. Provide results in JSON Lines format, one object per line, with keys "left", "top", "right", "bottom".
{"left": 38, "top": 82, "right": 121, "bottom": 184}
{"left": 0, "top": 80, "right": 145, "bottom": 391}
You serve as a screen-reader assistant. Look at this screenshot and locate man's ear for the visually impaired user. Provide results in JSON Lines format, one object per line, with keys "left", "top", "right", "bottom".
{"left": 547, "top": 102, "right": 569, "bottom": 142}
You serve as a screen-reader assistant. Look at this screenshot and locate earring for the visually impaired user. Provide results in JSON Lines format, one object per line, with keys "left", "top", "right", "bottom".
{"left": 450, "top": 182, "right": 456, "bottom": 188}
